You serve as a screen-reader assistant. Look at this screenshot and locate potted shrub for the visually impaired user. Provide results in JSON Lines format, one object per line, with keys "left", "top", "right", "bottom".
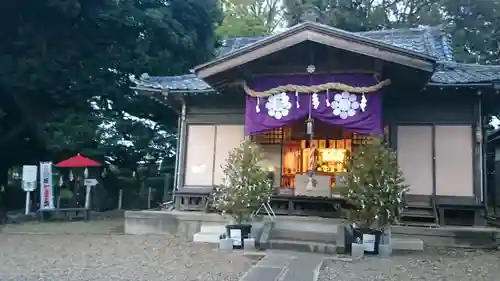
{"left": 341, "top": 137, "right": 408, "bottom": 255}
{"left": 212, "top": 140, "right": 273, "bottom": 249}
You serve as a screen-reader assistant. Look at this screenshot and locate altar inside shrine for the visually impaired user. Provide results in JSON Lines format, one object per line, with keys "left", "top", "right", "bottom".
{"left": 253, "top": 122, "right": 375, "bottom": 194}
{"left": 246, "top": 73, "right": 384, "bottom": 199}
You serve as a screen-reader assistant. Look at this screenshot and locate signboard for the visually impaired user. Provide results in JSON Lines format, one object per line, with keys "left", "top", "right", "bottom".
{"left": 84, "top": 178, "right": 98, "bottom": 209}
{"left": 229, "top": 229, "right": 242, "bottom": 246}
{"left": 39, "top": 162, "right": 55, "bottom": 210}
{"left": 84, "top": 179, "right": 98, "bottom": 186}
{"left": 22, "top": 165, "right": 38, "bottom": 192}
{"left": 362, "top": 234, "right": 376, "bottom": 252}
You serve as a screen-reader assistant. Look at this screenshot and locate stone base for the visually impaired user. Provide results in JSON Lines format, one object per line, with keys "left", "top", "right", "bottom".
{"left": 193, "top": 232, "right": 222, "bottom": 243}
{"left": 269, "top": 239, "right": 337, "bottom": 254}
{"left": 192, "top": 221, "right": 268, "bottom": 245}
{"left": 392, "top": 237, "right": 424, "bottom": 251}
{"left": 125, "top": 211, "right": 500, "bottom": 251}
{"left": 193, "top": 223, "right": 226, "bottom": 243}
{"left": 125, "top": 210, "right": 228, "bottom": 238}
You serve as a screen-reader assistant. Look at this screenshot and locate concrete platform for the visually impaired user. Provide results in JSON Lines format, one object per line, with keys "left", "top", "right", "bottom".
{"left": 390, "top": 224, "right": 500, "bottom": 248}
{"left": 269, "top": 239, "right": 337, "bottom": 254}
{"left": 125, "top": 210, "right": 229, "bottom": 238}
{"left": 239, "top": 251, "right": 324, "bottom": 281}
{"left": 193, "top": 223, "right": 226, "bottom": 243}
{"left": 267, "top": 237, "right": 423, "bottom": 254}
{"left": 125, "top": 211, "right": 500, "bottom": 250}
{"left": 193, "top": 232, "right": 222, "bottom": 243}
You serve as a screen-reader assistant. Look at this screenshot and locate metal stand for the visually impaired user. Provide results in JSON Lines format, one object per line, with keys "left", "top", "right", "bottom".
{"left": 252, "top": 201, "right": 276, "bottom": 220}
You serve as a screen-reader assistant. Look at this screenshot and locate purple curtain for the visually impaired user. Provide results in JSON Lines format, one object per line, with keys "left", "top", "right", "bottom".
{"left": 245, "top": 74, "right": 383, "bottom": 136}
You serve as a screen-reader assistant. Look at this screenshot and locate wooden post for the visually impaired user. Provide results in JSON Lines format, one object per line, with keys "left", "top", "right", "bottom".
{"left": 118, "top": 189, "right": 123, "bottom": 210}
{"left": 24, "top": 191, "right": 31, "bottom": 215}
{"left": 163, "top": 173, "right": 172, "bottom": 202}
{"left": 175, "top": 195, "right": 181, "bottom": 211}
{"left": 147, "top": 186, "right": 152, "bottom": 209}
{"left": 84, "top": 184, "right": 91, "bottom": 209}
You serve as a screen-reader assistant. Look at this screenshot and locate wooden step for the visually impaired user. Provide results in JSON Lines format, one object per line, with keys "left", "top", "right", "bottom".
{"left": 402, "top": 208, "right": 435, "bottom": 219}
{"left": 398, "top": 221, "right": 440, "bottom": 228}
{"left": 407, "top": 202, "right": 432, "bottom": 208}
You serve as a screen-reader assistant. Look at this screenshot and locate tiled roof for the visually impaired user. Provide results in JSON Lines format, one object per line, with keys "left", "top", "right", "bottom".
{"left": 131, "top": 62, "right": 500, "bottom": 91}
{"left": 215, "top": 26, "right": 453, "bottom": 61}
{"left": 130, "top": 73, "right": 211, "bottom": 91}
{"left": 357, "top": 26, "right": 453, "bottom": 61}
{"left": 216, "top": 36, "right": 267, "bottom": 57}
{"left": 431, "top": 62, "right": 500, "bottom": 84}
{"left": 130, "top": 26, "right": 500, "bottom": 91}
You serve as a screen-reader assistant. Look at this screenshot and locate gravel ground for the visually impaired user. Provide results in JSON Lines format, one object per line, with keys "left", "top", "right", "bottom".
{"left": 0, "top": 234, "right": 252, "bottom": 281}
{"left": 319, "top": 248, "right": 500, "bottom": 281}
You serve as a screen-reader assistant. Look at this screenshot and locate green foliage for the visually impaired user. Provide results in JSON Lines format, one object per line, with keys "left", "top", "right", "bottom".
{"left": 341, "top": 138, "right": 408, "bottom": 230}
{"left": 284, "top": 0, "right": 394, "bottom": 31}
{"left": 217, "top": 0, "right": 283, "bottom": 37}
{"left": 0, "top": 0, "right": 222, "bottom": 185}
{"left": 283, "top": 0, "right": 500, "bottom": 64}
{"left": 217, "top": 12, "right": 269, "bottom": 37}
{"left": 444, "top": 0, "right": 500, "bottom": 64}
{"left": 213, "top": 140, "right": 272, "bottom": 224}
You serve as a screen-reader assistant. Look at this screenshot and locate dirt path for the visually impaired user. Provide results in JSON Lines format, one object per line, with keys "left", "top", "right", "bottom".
{"left": 0, "top": 233, "right": 251, "bottom": 281}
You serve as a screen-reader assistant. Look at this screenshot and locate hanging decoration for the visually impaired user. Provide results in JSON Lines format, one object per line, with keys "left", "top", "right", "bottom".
{"left": 312, "top": 93, "right": 320, "bottom": 110}
{"left": 332, "top": 92, "right": 360, "bottom": 120}
{"left": 265, "top": 92, "right": 292, "bottom": 120}
{"left": 306, "top": 64, "right": 317, "bottom": 190}
{"left": 245, "top": 73, "right": 385, "bottom": 136}
{"left": 360, "top": 94, "right": 367, "bottom": 112}
{"left": 240, "top": 78, "right": 390, "bottom": 98}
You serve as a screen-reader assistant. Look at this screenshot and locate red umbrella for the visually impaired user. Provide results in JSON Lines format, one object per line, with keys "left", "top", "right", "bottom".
{"left": 55, "top": 153, "right": 101, "bottom": 168}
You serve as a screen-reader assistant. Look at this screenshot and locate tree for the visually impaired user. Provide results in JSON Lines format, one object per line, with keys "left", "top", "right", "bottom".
{"left": 341, "top": 138, "right": 408, "bottom": 229}
{"left": 217, "top": 0, "right": 283, "bottom": 37}
{"left": 0, "top": 0, "right": 222, "bottom": 187}
{"left": 213, "top": 140, "right": 272, "bottom": 224}
{"left": 284, "top": 0, "right": 395, "bottom": 31}
{"left": 442, "top": 0, "right": 500, "bottom": 64}
{"left": 283, "top": 0, "right": 500, "bottom": 64}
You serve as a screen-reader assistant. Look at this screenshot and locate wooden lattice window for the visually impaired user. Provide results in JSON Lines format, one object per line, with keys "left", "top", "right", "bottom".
{"left": 251, "top": 128, "right": 285, "bottom": 145}
{"left": 352, "top": 133, "right": 373, "bottom": 145}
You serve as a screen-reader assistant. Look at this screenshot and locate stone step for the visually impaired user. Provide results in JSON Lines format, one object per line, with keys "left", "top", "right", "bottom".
{"left": 270, "top": 229, "right": 337, "bottom": 243}
{"left": 193, "top": 232, "right": 223, "bottom": 244}
{"left": 194, "top": 223, "right": 227, "bottom": 244}
{"left": 267, "top": 237, "right": 424, "bottom": 253}
{"left": 200, "top": 224, "right": 226, "bottom": 234}
{"left": 391, "top": 237, "right": 424, "bottom": 251}
{"left": 269, "top": 239, "right": 338, "bottom": 254}
{"left": 273, "top": 220, "right": 339, "bottom": 234}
